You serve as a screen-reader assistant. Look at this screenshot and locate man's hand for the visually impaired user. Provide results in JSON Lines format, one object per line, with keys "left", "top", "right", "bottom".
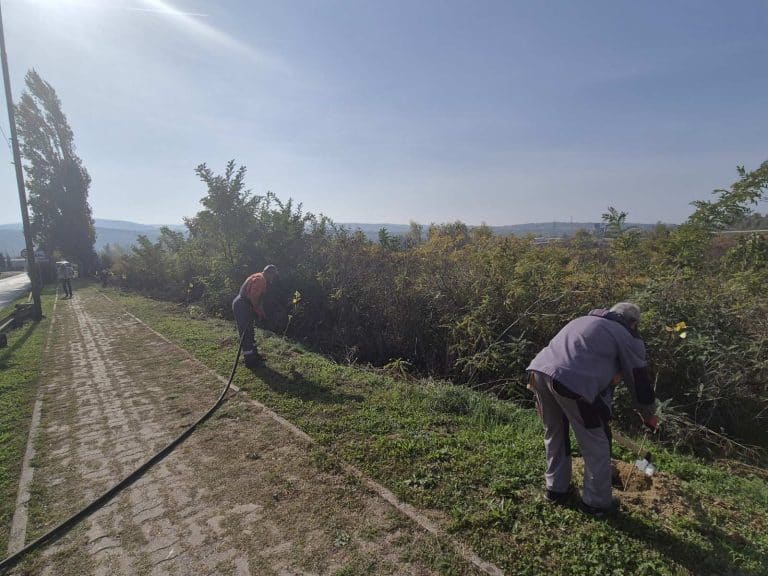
{"left": 643, "top": 415, "right": 659, "bottom": 433}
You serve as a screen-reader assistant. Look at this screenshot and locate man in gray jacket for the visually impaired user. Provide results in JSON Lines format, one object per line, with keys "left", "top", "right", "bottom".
{"left": 527, "top": 302, "right": 658, "bottom": 516}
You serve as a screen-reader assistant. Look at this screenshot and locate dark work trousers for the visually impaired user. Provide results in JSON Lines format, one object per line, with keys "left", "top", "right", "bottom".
{"left": 62, "top": 279, "right": 72, "bottom": 298}
{"left": 232, "top": 295, "right": 256, "bottom": 356}
{"left": 530, "top": 371, "right": 614, "bottom": 508}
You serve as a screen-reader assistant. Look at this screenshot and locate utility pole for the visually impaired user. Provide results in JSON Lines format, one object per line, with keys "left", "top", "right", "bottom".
{"left": 0, "top": 0, "right": 42, "bottom": 320}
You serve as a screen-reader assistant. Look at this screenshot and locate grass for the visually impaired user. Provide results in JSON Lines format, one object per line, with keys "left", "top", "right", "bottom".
{"left": 104, "top": 285, "right": 768, "bottom": 575}
{"left": 0, "top": 287, "right": 54, "bottom": 553}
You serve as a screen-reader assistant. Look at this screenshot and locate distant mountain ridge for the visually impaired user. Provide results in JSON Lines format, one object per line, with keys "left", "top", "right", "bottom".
{"left": 343, "top": 221, "right": 660, "bottom": 240}
{"left": 0, "top": 219, "right": 186, "bottom": 256}
{"left": 0, "top": 218, "right": 661, "bottom": 256}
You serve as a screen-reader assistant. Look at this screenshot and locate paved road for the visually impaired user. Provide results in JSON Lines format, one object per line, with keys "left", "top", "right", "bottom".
{"left": 0, "top": 273, "right": 30, "bottom": 312}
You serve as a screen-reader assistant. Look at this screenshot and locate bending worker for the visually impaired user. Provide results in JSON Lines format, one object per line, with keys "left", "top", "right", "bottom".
{"left": 232, "top": 264, "right": 278, "bottom": 368}
{"left": 526, "top": 302, "right": 658, "bottom": 517}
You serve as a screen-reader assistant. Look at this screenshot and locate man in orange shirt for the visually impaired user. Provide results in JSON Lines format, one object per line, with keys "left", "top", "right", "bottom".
{"left": 232, "top": 264, "right": 279, "bottom": 368}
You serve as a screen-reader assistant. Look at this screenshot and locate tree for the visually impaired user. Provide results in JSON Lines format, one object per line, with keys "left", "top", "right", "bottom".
{"left": 428, "top": 221, "right": 471, "bottom": 246}
{"left": 378, "top": 227, "right": 400, "bottom": 251}
{"left": 601, "top": 206, "right": 641, "bottom": 255}
{"left": 15, "top": 70, "right": 95, "bottom": 273}
{"left": 403, "top": 221, "right": 424, "bottom": 249}
{"left": 601, "top": 206, "right": 627, "bottom": 237}
{"left": 689, "top": 161, "right": 768, "bottom": 230}
{"left": 182, "top": 161, "right": 263, "bottom": 309}
{"left": 186, "top": 160, "right": 259, "bottom": 272}
{"left": 666, "top": 161, "right": 768, "bottom": 268}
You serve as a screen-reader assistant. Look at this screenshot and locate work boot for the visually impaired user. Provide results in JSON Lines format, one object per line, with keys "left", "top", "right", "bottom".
{"left": 544, "top": 484, "right": 575, "bottom": 505}
{"left": 580, "top": 498, "right": 619, "bottom": 518}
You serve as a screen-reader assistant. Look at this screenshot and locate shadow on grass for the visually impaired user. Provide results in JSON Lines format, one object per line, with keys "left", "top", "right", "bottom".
{"left": 606, "top": 499, "right": 764, "bottom": 576}
{"left": 0, "top": 321, "right": 38, "bottom": 368}
{"left": 250, "top": 364, "right": 364, "bottom": 405}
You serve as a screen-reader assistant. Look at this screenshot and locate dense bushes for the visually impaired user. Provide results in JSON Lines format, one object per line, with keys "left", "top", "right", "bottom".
{"left": 107, "top": 160, "right": 768, "bottom": 456}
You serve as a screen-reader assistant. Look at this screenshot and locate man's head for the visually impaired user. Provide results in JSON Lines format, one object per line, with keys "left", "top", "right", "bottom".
{"left": 610, "top": 302, "right": 641, "bottom": 330}
{"left": 262, "top": 264, "right": 279, "bottom": 283}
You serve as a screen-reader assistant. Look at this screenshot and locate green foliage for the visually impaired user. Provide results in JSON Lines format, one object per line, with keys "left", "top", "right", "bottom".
{"left": 15, "top": 70, "right": 96, "bottom": 273}
{"left": 690, "top": 161, "right": 768, "bottom": 230}
{"left": 377, "top": 227, "right": 401, "bottom": 251}
{"left": 0, "top": 290, "right": 53, "bottom": 552}
{"left": 107, "top": 287, "right": 768, "bottom": 576}
{"left": 601, "top": 206, "right": 628, "bottom": 237}
{"left": 187, "top": 160, "right": 258, "bottom": 271}
{"left": 724, "top": 233, "right": 768, "bottom": 271}
{"left": 635, "top": 270, "right": 768, "bottom": 448}
{"left": 664, "top": 162, "right": 768, "bottom": 270}
{"left": 110, "top": 158, "right": 768, "bottom": 454}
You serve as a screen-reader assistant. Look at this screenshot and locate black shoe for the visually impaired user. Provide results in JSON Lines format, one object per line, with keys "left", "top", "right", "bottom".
{"left": 545, "top": 484, "right": 574, "bottom": 505}
{"left": 580, "top": 498, "right": 619, "bottom": 518}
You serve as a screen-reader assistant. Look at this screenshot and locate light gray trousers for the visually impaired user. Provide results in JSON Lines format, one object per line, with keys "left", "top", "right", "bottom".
{"left": 530, "top": 371, "right": 613, "bottom": 508}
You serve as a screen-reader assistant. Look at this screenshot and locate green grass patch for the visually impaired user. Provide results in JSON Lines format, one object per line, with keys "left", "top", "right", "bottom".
{"left": 107, "top": 285, "right": 768, "bottom": 576}
{"left": 0, "top": 288, "right": 54, "bottom": 553}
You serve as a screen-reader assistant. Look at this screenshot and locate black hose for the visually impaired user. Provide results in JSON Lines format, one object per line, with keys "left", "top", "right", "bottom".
{"left": 0, "top": 334, "right": 244, "bottom": 573}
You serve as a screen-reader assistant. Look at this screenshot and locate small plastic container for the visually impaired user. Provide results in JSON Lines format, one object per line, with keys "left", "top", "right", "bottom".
{"left": 634, "top": 456, "right": 656, "bottom": 477}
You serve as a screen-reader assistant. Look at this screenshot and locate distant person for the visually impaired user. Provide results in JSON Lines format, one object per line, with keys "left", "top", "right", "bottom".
{"left": 232, "top": 265, "right": 279, "bottom": 368}
{"left": 56, "top": 261, "right": 74, "bottom": 299}
{"left": 526, "top": 302, "right": 658, "bottom": 517}
{"left": 99, "top": 268, "right": 109, "bottom": 288}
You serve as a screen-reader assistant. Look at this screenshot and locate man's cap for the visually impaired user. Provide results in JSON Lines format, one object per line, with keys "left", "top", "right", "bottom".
{"left": 263, "top": 264, "right": 279, "bottom": 276}
{"left": 610, "top": 302, "right": 641, "bottom": 323}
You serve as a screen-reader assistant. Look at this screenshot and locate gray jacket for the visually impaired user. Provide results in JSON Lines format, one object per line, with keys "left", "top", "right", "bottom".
{"left": 527, "top": 309, "right": 656, "bottom": 416}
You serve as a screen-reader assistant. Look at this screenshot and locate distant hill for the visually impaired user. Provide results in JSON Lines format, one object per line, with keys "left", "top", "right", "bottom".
{"left": 343, "top": 221, "right": 662, "bottom": 241}
{"left": 92, "top": 219, "right": 186, "bottom": 233}
{"left": 0, "top": 218, "right": 665, "bottom": 256}
{"left": 0, "top": 219, "right": 186, "bottom": 257}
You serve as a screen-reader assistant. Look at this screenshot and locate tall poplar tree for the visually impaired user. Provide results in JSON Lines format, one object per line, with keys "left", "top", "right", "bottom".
{"left": 15, "top": 69, "right": 95, "bottom": 273}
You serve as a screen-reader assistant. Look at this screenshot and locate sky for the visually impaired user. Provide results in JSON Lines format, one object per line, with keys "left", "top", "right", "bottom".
{"left": 0, "top": 0, "right": 766, "bottom": 226}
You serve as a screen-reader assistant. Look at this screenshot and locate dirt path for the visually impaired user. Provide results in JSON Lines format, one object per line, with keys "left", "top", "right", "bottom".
{"left": 14, "top": 291, "right": 474, "bottom": 575}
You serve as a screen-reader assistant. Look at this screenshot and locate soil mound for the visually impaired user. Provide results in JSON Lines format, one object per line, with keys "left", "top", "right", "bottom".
{"left": 573, "top": 458, "right": 690, "bottom": 517}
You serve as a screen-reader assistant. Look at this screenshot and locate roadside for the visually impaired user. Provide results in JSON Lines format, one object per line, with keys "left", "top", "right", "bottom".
{"left": 0, "top": 289, "right": 53, "bottom": 554}
{"left": 108, "top": 285, "right": 768, "bottom": 575}
{"left": 0, "top": 274, "right": 31, "bottom": 313}
{"left": 14, "top": 287, "right": 478, "bottom": 575}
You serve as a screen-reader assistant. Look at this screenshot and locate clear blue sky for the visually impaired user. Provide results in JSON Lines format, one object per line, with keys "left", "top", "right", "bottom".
{"left": 1, "top": 0, "right": 766, "bottom": 226}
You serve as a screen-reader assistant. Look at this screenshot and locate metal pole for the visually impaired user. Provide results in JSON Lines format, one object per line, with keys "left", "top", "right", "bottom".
{"left": 0, "top": 0, "right": 42, "bottom": 320}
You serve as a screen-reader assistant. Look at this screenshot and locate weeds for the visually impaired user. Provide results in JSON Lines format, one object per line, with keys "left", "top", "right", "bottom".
{"left": 0, "top": 289, "right": 53, "bottom": 552}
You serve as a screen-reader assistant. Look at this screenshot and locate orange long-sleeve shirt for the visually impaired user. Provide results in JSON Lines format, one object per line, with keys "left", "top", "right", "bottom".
{"left": 239, "top": 273, "right": 267, "bottom": 318}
